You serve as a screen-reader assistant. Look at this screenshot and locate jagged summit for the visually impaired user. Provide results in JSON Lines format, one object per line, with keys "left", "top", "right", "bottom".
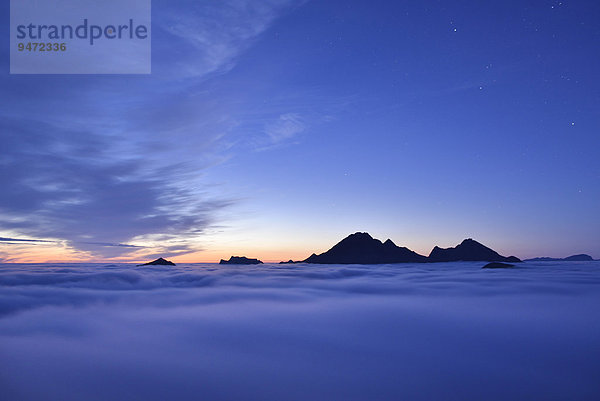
{"left": 383, "top": 239, "right": 396, "bottom": 247}
{"left": 137, "top": 257, "right": 176, "bottom": 266}
{"left": 303, "top": 232, "right": 428, "bottom": 264}
{"left": 220, "top": 256, "right": 263, "bottom": 265}
{"left": 428, "top": 239, "right": 520, "bottom": 263}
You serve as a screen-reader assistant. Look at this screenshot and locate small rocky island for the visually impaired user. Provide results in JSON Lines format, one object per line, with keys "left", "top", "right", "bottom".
{"left": 220, "top": 256, "right": 263, "bottom": 265}
{"left": 137, "top": 257, "right": 176, "bottom": 266}
{"left": 482, "top": 262, "right": 515, "bottom": 269}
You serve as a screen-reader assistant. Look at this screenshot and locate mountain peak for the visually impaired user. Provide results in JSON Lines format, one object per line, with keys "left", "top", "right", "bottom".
{"left": 137, "top": 257, "right": 176, "bottom": 266}
{"left": 429, "top": 239, "right": 520, "bottom": 262}
{"left": 304, "top": 232, "right": 427, "bottom": 264}
{"left": 348, "top": 232, "right": 373, "bottom": 239}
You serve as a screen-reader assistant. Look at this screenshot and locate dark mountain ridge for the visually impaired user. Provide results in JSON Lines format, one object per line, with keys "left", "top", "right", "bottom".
{"left": 220, "top": 256, "right": 263, "bottom": 265}
{"left": 428, "top": 238, "right": 520, "bottom": 263}
{"left": 294, "top": 233, "right": 521, "bottom": 264}
{"left": 524, "top": 254, "right": 594, "bottom": 262}
{"left": 304, "top": 232, "right": 428, "bottom": 264}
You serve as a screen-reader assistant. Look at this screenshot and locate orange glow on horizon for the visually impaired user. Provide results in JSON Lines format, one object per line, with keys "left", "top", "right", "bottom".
{"left": 0, "top": 244, "right": 92, "bottom": 263}
{"left": 0, "top": 241, "right": 317, "bottom": 264}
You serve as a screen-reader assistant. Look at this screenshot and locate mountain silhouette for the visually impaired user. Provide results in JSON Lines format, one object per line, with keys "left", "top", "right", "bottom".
{"left": 137, "top": 257, "right": 176, "bottom": 266}
{"left": 524, "top": 254, "right": 594, "bottom": 262}
{"left": 303, "top": 232, "right": 428, "bottom": 264}
{"left": 428, "top": 238, "right": 521, "bottom": 263}
{"left": 292, "top": 233, "right": 521, "bottom": 264}
{"left": 220, "top": 256, "right": 263, "bottom": 265}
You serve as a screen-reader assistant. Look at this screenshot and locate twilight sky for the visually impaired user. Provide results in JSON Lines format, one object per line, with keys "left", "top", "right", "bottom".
{"left": 1, "top": 0, "right": 599, "bottom": 262}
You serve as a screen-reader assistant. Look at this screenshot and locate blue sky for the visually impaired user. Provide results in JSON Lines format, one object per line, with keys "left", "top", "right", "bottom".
{"left": 1, "top": 0, "right": 599, "bottom": 262}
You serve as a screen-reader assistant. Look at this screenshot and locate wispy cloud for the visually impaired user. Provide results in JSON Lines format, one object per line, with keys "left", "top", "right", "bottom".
{"left": 0, "top": 0, "right": 304, "bottom": 260}
{"left": 0, "top": 237, "right": 54, "bottom": 244}
{"left": 0, "top": 114, "right": 233, "bottom": 259}
{"left": 265, "top": 113, "right": 305, "bottom": 143}
{"left": 0, "top": 238, "right": 142, "bottom": 249}
{"left": 154, "top": 0, "right": 304, "bottom": 79}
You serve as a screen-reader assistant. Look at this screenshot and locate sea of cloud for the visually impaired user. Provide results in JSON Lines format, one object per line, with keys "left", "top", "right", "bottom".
{"left": 1, "top": 261, "right": 599, "bottom": 401}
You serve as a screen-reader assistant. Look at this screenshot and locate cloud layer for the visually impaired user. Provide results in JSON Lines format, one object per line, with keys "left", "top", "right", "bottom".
{"left": 1, "top": 262, "right": 599, "bottom": 400}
